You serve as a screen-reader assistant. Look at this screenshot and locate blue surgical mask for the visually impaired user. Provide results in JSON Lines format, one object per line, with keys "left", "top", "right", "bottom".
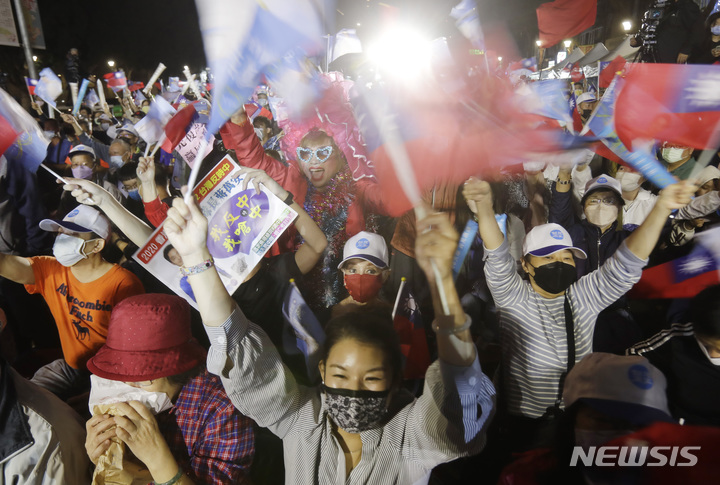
{"left": 711, "top": 25, "right": 720, "bottom": 36}
{"left": 128, "top": 189, "right": 142, "bottom": 201}
{"left": 109, "top": 155, "right": 125, "bottom": 169}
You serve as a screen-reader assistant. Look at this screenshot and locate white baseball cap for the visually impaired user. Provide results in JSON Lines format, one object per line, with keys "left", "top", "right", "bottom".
{"left": 564, "top": 353, "right": 674, "bottom": 426}
{"left": 583, "top": 175, "right": 624, "bottom": 204}
{"left": 118, "top": 123, "right": 139, "bottom": 137}
{"left": 68, "top": 144, "right": 96, "bottom": 160}
{"left": 696, "top": 165, "right": 720, "bottom": 187}
{"left": 40, "top": 205, "right": 111, "bottom": 241}
{"left": 576, "top": 92, "right": 596, "bottom": 105}
{"left": 522, "top": 223, "right": 587, "bottom": 260}
{"left": 338, "top": 231, "right": 389, "bottom": 269}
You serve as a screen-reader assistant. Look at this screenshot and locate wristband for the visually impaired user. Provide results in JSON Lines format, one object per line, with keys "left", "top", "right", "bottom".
{"left": 180, "top": 257, "right": 214, "bottom": 276}
{"left": 432, "top": 315, "right": 472, "bottom": 335}
{"left": 282, "top": 191, "right": 294, "bottom": 206}
{"left": 155, "top": 468, "right": 183, "bottom": 485}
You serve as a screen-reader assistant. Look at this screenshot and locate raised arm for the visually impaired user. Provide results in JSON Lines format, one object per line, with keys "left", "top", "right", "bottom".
{"left": 462, "top": 177, "right": 503, "bottom": 250}
{"left": 0, "top": 253, "right": 34, "bottom": 285}
{"left": 237, "top": 167, "right": 327, "bottom": 274}
{"left": 63, "top": 178, "right": 153, "bottom": 246}
{"left": 415, "top": 211, "right": 475, "bottom": 366}
{"left": 625, "top": 181, "right": 696, "bottom": 260}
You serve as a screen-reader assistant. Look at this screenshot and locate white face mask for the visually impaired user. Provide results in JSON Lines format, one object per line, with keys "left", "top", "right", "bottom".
{"left": 711, "top": 25, "right": 720, "bottom": 36}
{"left": 585, "top": 204, "right": 618, "bottom": 228}
{"left": 617, "top": 171, "right": 642, "bottom": 192}
{"left": 109, "top": 155, "right": 125, "bottom": 169}
{"left": 100, "top": 122, "right": 110, "bottom": 131}
{"left": 696, "top": 336, "right": 720, "bottom": 365}
{"left": 257, "top": 98, "right": 268, "bottom": 107}
{"left": 662, "top": 147, "right": 689, "bottom": 164}
{"left": 43, "top": 130, "right": 56, "bottom": 139}
{"left": 254, "top": 127, "right": 264, "bottom": 140}
{"left": 52, "top": 233, "right": 93, "bottom": 267}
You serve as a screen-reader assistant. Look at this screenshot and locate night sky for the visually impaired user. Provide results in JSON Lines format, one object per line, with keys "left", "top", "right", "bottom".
{"left": 0, "top": 0, "right": 647, "bottom": 96}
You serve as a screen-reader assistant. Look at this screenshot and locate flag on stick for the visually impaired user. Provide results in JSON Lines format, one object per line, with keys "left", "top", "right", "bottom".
{"left": 392, "top": 278, "right": 431, "bottom": 380}
{"left": 35, "top": 68, "right": 63, "bottom": 107}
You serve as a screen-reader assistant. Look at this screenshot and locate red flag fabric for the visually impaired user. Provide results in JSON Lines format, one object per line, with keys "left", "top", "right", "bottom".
{"left": 536, "top": 0, "right": 597, "bottom": 48}
{"left": 0, "top": 114, "right": 19, "bottom": 156}
{"left": 599, "top": 56, "right": 627, "bottom": 89}
{"left": 615, "top": 63, "right": 720, "bottom": 150}
{"left": 628, "top": 258, "right": 719, "bottom": 300}
{"left": 392, "top": 280, "right": 431, "bottom": 380}
{"left": 161, "top": 103, "right": 198, "bottom": 153}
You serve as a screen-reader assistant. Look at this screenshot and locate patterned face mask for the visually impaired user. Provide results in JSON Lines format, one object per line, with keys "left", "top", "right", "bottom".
{"left": 322, "top": 385, "right": 390, "bottom": 433}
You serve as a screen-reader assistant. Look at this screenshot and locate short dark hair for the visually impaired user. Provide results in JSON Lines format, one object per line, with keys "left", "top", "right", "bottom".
{"left": 253, "top": 115, "right": 272, "bottom": 130}
{"left": 118, "top": 161, "right": 138, "bottom": 182}
{"left": 320, "top": 307, "right": 403, "bottom": 386}
{"left": 692, "top": 285, "right": 720, "bottom": 338}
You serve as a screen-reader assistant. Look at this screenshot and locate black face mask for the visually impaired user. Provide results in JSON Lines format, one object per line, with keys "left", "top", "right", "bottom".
{"left": 581, "top": 109, "right": 592, "bottom": 120}
{"left": 529, "top": 261, "right": 577, "bottom": 294}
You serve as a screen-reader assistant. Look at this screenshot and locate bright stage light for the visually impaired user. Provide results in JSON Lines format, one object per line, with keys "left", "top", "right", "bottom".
{"left": 367, "top": 27, "right": 432, "bottom": 81}
{"left": 622, "top": 20, "right": 632, "bottom": 32}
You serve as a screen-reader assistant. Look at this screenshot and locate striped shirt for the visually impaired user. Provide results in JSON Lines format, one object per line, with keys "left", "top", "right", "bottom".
{"left": 484, "top": 239, "right": 646, "bottom": 418}
{"left": 203, "top": 305, "right": 496, "bottom": 484}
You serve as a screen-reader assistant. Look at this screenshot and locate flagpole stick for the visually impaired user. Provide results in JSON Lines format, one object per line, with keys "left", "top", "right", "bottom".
{"left": 356, "top": 80, "right": 450, "bottom": 316}
{"left": 143, "top": 62, "right": 166, "bottom": 96}
{"left": 183, "top": 135, "right": 211, "bottom": 204}
{"left": 38, "top": 164, "right": 96, "bottom": 205}
{"left": 149, "top": 133, "right": 166, "bottom": 158}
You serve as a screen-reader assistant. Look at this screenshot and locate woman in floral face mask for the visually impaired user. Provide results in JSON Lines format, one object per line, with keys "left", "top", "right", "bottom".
{"left": 332, "top": 231, "right": 391, "bottom": 319}
{"left": 163, "top": 198, "right": 496, "bottom": 483}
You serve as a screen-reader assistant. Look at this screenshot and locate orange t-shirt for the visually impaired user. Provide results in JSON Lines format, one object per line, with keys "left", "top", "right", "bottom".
{"left": 25, "top": 256, "right": 144, "bottom": 370}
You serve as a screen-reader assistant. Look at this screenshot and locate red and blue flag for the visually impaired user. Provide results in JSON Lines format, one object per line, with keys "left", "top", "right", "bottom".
{"left": 392, "top": 278, "right": 431, "bottom": 380}
{"left": 103, "top": 71, "right": 127, "bottom": 93}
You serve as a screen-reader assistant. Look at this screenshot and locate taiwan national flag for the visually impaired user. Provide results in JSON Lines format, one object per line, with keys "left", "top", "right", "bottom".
{"left": 161, "top": 100, "right": 205, "bottom": 153}
{"left": 392, "top": 278, "right": 431, "bottom": 380}
{"left": 103, "top": 71, "right": 127, "bottom": 93}
{"left": 629, "top": 227, "right": 720, "bottom": 299}
{"left": 615, "top": 63, "right": 720, "bottom": 150}
{"left": 598, "top": 55, "right": 626, "bottom": 89}
{"left": 24, "top": 77, "right": 37, "bottom": 96}
{"left": 127, "top": 80, "right": 145, "bottom": 92}
{"left": 509, "top": 57, "right": 538, "bottom": 72}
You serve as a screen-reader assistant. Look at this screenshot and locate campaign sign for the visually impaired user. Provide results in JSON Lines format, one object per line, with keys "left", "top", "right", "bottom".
{"left": 133, "top": 154, "right": 298, "bottom": 308}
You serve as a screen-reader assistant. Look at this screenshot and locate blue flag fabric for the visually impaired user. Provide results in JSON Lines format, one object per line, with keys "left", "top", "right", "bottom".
{"left": 451, "top": 0, "right": 485, "bottom": 50}
{"left": 517, "top": 79, "right": 573, "bottom": 125}
{"left": 281, "top": 281, "right": 325, "bottom": 378}
{"left": 84, "top": 88, "right": 100, "bottom": 108}
{"left": 584, "top": 77, "right": 676, "bottom": 189}
{"left": 0, "top": 88, "right": 48, "bottom": 173}
{"left": 72, "top": 79, "right": 90, "bottom": 115}
{"left": 194, "top": 0, "right": 328, "bottom": 136}
{"left": 35, "top": 68, "right": 62, "bottom": 107}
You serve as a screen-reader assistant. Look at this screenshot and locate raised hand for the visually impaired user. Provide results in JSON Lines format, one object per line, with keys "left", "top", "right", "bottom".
{"left": 462, "top": 177, "right": 493, "bottom": 215}
{"left": 415, "top": 211, "right": 459, "bottom": 284}
{"left": 136, "top": 157, "right": 156, "bottom": 186}
{"left": 234, "top": 166, "right": 288, "bottom": 199}
{"left": 62, "top": 178, "right": 109, "bottom": 207}
{"left": 163, "top": 197, "right": 209, "bottom": 263}
{"left": 658, "top": 181, "right": 697, "bottom": 212}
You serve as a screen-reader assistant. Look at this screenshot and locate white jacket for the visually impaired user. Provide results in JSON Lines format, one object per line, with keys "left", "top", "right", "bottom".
{"left": 0, "top": 366, "right": 90, "bottom": 484}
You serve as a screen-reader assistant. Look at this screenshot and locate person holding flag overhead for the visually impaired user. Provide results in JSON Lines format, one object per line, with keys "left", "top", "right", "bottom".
{"left": 220, "top": 76, "right": 391, "bottom": 313}
{"left": 162, "top": 195, "right": 495, "bottom": 483}
{"left": 463, "top": 175, "right": 695, "bottom": 454}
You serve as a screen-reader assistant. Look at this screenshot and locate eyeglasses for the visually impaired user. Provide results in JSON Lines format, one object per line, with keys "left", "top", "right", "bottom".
{"left": 296, "top": 145, "right": 333, "bottom": 163}
{"left": 586, "top": 197, "right": 617, "bottom": 206}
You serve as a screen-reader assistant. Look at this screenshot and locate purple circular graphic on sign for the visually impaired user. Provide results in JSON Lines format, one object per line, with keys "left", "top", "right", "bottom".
{"left": 206, "top": 190, "right": 269, "bottom": 258}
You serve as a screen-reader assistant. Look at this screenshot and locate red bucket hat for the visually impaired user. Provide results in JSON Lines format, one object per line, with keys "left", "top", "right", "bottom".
{"left": 87, "top": 294, "right": 207, "bottom": 382}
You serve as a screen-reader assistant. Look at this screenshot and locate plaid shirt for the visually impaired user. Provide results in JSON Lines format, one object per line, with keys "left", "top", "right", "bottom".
{"left": 156, "top": 370, "right": 254, "bottom": 484}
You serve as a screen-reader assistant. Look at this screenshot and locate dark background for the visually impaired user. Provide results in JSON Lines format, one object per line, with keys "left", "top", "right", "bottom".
{"left": 0, "top": 0, "right": 647, "bottom": 101}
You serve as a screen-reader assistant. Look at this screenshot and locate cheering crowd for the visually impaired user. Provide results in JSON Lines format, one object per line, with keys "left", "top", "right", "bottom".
{"left": 2, "top": 13, "right": 720, "bottom": 485}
